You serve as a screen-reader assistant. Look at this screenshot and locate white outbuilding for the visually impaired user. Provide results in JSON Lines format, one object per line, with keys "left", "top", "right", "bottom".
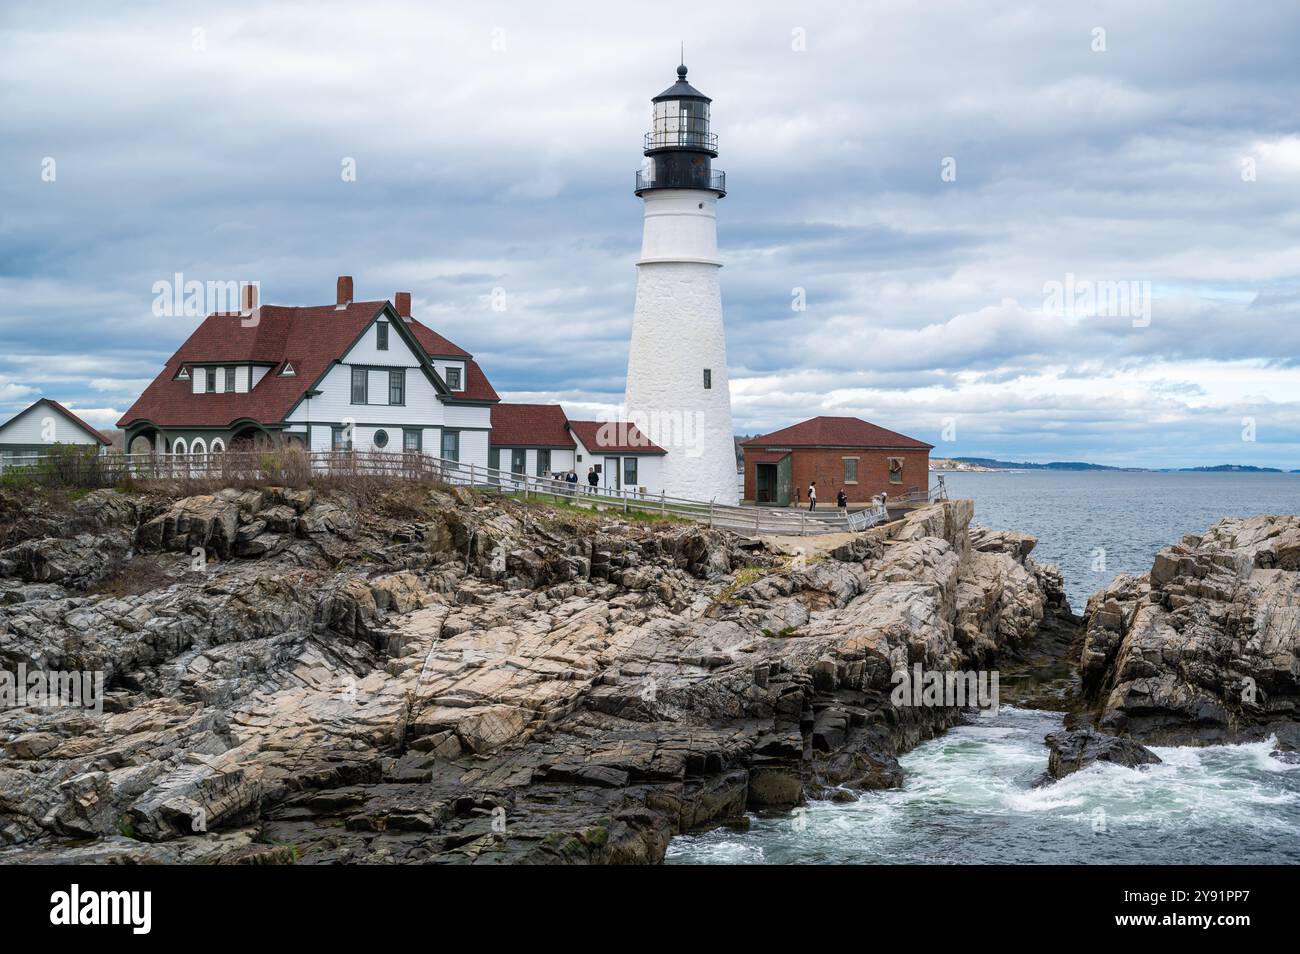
{"left": 0, "top": 398, "right": 111, "bottom": 469}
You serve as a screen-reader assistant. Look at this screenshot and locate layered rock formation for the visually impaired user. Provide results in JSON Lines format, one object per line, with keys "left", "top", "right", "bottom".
{"left": 1079, "top": 515, "right": 1300, "bottom": 745}
{"left": 0, "top": 485, "right": 1067, "bottom": 863}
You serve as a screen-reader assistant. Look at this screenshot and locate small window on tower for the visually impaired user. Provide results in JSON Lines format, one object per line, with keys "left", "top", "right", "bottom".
{"left": 703, "top": 368, "right": 712, "bottom": 389}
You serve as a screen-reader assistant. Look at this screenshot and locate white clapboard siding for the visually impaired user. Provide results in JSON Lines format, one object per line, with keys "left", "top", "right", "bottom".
{"left": 342, "top": 319, "right": 420, "bottom": 368}
{"left": 442, "top": 403, "right": 490, "bottom": 429}
{"left": 0, "top": 403, "right": 103, "bottom": 446}
{"left": 457, "top": 429, "right": 490, "bottom": 469}
{"left": 284, "top": 364, "right": 445, "bottom": 427}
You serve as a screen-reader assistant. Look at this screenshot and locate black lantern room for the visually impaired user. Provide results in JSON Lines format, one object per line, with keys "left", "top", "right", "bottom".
{"left": 635, "top": 63, "right": 726, "bottom": 197}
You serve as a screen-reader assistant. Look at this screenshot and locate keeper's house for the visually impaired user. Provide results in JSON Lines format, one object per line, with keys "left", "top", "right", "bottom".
{"left": 118, "top": 277, "right": 498, "bottom": 462}
{"left": 741, "top": 415, "right": 932, "bottom": 506}
{"left": 0, "top": 399, "right": 110, "bottom": 469}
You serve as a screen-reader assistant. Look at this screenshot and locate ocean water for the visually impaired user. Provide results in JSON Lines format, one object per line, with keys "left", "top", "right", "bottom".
{"left": 666, "top": 707, "right": 1300, "bottom": 865}
{"left": 667, "top": 472, "right": 1300, "bottom": 865}
{"left": 938, "top": 470, "right": 1299, "bottom": 612}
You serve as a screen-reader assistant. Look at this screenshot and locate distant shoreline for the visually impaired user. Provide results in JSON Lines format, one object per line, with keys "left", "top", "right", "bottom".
{"left": 931, "top": 458, "right": 1298, "bottom": 474}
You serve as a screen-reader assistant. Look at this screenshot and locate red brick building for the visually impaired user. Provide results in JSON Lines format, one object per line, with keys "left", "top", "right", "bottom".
{"left": 740, "top": 416, "right": 932, "bottom": 506}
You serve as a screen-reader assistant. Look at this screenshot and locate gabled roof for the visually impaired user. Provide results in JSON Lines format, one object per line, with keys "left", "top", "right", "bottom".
{"left": 0, "top": 398, "right": 111, "bottom": 445}
{"left": 567, "top": 420, "right": 666, "bottom": 455}
{"left": 118, "top": 300, "right": 498, "bottom": 429}
{"left": 742, "top": 416, "right": 933, "bottom": 450}
{"left": 394, "top": 320, "right": 497, "bottom": 401}
{"left": 490, "top": 404, "right": 575, "bottom": 448}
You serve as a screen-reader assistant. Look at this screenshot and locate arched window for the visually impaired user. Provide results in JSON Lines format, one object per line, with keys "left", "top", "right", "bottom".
{"left": 191, "top": 437, "right": 207, "bottom": 456}
{"left": 173, "top": 438, "right": 188, "bottom": 456}
{"left": 210, "top": 438, "right": 225, "bottom": 454}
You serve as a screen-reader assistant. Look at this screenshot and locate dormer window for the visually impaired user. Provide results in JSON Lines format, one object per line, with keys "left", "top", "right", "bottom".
{"left": 225, "top": 367, "right": 236, "bottom": 391}
{"left": 377, "top": 322, "right": 389, "bottom": 350}
{"left": 204, "top": 368, "right": 215, "bottom": 393}
{"left": 445, "top": 367, "right": 462, "bottom": 390}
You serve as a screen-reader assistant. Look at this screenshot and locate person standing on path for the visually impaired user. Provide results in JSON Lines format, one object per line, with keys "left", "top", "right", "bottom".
{"left": 807, "top": 481, "right": 817, "bottom": 512}
{"left": 836, "top": 488, "right": 848, "bottom": 514}
{"left": 587, "top": 467, "right": 599, "bottom": 493}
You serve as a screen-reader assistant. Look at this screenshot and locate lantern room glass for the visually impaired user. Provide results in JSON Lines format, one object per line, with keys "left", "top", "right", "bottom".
{"left": 651, "top": 99, "right": 711, "bottom": 150}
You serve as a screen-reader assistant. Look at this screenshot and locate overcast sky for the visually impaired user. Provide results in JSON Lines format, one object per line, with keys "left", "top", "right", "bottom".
{"left": 2, "top": 1, "right": 1298, "bottom": 468}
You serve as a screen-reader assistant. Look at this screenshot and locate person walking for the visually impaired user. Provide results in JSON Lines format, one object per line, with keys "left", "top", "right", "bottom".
{"left": 587, "top": 466, "right": 599, "bottom": 493}
{"left": 567, "top": 469, "right": 578, "bottom": 497}
{"left": 836, "top": 488, "right": 848, "bottom": 514}
{"left": 807, "top": 481, "right": 817, "bottom": 512}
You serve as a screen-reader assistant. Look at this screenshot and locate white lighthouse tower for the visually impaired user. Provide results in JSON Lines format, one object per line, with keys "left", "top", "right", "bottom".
{"left": 624, "top": 62, "right": 739, "bottom": 504}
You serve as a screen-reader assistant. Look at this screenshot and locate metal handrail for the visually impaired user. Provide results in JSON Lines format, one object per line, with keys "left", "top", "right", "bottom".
{"left": 634, "top": 169, "right": 726, "bottom": 193}
{"left": 644, "top": 131, "right": 718, "bottom": 152}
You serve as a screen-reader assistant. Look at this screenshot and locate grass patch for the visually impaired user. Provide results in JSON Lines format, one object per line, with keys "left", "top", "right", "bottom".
{"left": 516, "top": 493, "right": 691, "bottom": 526}
{"left": 709, "top": 563, "right": 780, "bottom": 611}
{"left": 761, "top": 626, "right": 802, "bottom": 638}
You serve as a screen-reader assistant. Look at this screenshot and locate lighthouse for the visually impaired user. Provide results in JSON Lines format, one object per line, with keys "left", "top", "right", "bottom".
{"left": 624, "top": 62, "right": 739, "bottom": 504}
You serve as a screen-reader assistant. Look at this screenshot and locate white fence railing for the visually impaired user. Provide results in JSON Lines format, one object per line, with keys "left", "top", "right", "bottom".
{"left": 2, "top": 449, "right": 946, "bottom": 537}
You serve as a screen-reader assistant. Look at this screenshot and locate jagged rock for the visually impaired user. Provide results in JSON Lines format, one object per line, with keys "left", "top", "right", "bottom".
{"left": 136, "top": 495, "right": 240, "bottom": 560}
{"left": 1043, "top": 729, "right": 1161, "bottom": 780}
{"left": 1080, "top": 515, "right": 1300, "bottom": 743}
{"left": 0, "top": 532, "right": 129, "bottom": 588}
{"left": 0, "top": 490, "right": 1067, "bottom": 864}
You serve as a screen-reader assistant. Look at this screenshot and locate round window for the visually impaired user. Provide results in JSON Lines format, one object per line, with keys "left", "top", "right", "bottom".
{"left": 373, "top": 429, "right": 389, "bottom": 448}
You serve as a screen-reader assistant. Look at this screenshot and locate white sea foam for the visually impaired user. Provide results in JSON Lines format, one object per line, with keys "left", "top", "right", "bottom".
{"left": 666, "top": 707, "right": 1300, "bottom": 864}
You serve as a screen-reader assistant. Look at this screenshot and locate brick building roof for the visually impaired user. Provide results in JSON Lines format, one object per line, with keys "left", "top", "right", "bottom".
{"left": 742, "top": 415, "right": 933, "bottom": 450}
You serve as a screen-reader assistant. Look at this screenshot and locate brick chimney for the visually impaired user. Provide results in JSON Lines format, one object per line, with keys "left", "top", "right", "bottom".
{"left": 241, "top": 282, "right": 258, "bottom": 313}
{"left": 336, "top": 275, "right": 353, "bottom": 309}
{"left": 394, "top": 291, "right": 412, "bottom": 322}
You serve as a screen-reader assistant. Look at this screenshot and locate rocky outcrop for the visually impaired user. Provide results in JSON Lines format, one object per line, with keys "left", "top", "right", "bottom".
{"left": 0, "top": 486, "right": 1065, "bottom": 863}
{"left": 1042, "top": 728, "right": 1161, "bottom": 781}
{"left": 1079, "top": 515, "right": 1300, "bottom": 745}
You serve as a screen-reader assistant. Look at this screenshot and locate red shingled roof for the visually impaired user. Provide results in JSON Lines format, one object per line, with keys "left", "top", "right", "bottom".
{"left": 1, "top": 398, "right": 111, "bottom": 445}
{"left": 456, "top": 357, "right": 499, "bottom": 403}
{"left": 490, "top": 404, "right": 575, "bottom": 448}
{"left": 742, "top": 416, "right": 933, "bottom": 450}
{"left": 118, "top": 301, "right": 497, "bottom": 429}
{"left": 567, "top": 420, "right": 666, "bottom": 455}
{"left": 745, "top": 449, "right": 790, "bottom": 464}
{"left": 407, "top": 324, "right": 470, "bottom": 359}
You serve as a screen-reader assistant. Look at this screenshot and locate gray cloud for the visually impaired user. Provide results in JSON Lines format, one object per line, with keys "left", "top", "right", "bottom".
{"left": 1, "top": 0, "right": 1298, "bottom": 467}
